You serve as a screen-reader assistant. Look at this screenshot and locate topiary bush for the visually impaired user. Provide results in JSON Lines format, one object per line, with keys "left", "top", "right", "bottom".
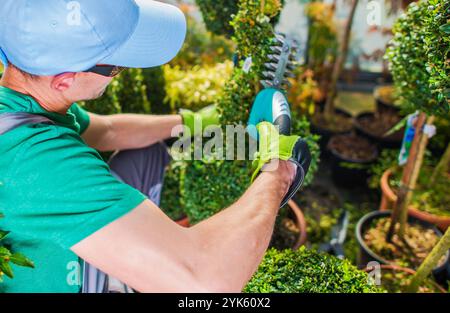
{"left": 386, "top": 0, "right": 449, "bottom": 116}
{"left": 244, "top": 247, "right": 383, "bottom": 293}
{"left": 195, "top": 0, "right": 240, "bottom": 38}
{"left": 195, "top": 0, "right": 285, "bottom": 38}
{"left": 160, "top": 160, "right": 187, "bottom": 221}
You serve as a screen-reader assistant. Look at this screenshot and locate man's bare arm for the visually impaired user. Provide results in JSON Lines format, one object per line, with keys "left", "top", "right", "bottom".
{"left": 71, "top": 161, "right": 294, "bottom": 292}
{"left": 82, "top": 112, "right": 183, "bottom": 152}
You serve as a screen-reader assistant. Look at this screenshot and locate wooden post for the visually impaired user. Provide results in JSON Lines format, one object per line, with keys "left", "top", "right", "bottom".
{"left": 387, "top": 112, "right": 429, "bottom": 241}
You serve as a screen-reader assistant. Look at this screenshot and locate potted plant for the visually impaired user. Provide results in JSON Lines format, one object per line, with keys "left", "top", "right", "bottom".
{"left": 407, "top": 227, "right": 450, "bottom": 292}
{"left": 244, "top": 247, "right": 382, "bottom": 293}
{"left": 364, "top": 264, "right": 446, "bottom": 293}
{"left": 357, "top": 0, "right": 450, "bottom": 285}
{"left": 379, "top": 154, "right": 450, "bottom": 231}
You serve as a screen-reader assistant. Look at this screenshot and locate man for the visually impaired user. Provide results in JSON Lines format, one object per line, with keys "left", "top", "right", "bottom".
{"left": 0, "top": 0, "right": 310, "bottom": 293}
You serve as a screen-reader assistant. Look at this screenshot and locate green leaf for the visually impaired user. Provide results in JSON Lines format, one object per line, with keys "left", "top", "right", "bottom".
{"left": 10, "top": 253, "right": 35, "bottom": 268}
{"left": 0, "top": 247, "right": 12, "bottom": 257}
{"left": 0, "top": 230, "right": 10, "bottom": 241}
{"left": 439, "top": 23, "right": 450, "bottom": 34}
{"left": 384, "top": 115, "right": 408, "bottom": 137}
{"left": 0, "top": 260, "right": 14, "bottom": 278}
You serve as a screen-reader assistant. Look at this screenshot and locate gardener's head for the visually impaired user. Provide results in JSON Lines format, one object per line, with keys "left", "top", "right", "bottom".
{"left": 0, "top": 0, "right": 186, "bottom": 110}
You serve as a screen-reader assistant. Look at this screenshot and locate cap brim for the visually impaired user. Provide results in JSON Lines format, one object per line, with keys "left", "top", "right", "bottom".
{"left": 100, "top": 0, "right": 186, "bottom": 68}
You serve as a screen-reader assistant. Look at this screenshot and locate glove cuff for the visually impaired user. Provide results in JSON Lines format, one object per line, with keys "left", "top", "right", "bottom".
{"left": 180, "top": 109, "right": 201, "bottom": 136}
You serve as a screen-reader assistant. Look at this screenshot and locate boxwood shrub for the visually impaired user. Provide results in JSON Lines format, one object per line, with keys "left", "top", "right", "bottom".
{"left": 386, "top": 0, "right": 449, "bottom": 116}
{"left": 244, "top": 247, "right": 383, "bottom": 293}
{"left": 180, "top": 0, "right": 320, "bottom": 225}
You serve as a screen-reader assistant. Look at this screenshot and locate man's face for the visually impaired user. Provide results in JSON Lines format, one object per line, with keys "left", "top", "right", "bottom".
{"left": 65, "top": 72, "right": 114, "bottom": 101}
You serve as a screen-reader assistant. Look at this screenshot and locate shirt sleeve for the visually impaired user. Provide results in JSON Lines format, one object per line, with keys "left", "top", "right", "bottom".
{"left": 69, "top": 103, "right": 91, "bottom": 135}
{"left": 6, "top": 126, "right": 147, "bottom": 249}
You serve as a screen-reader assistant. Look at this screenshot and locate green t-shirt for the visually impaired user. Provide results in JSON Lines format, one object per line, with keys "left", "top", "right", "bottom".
{"left": 0, "top": 86, "right": 147, "bottom": 293}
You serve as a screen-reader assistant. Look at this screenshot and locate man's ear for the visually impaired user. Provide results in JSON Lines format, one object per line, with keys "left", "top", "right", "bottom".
{"left": 51, "top": 72, "right": 76, "bottom": 91}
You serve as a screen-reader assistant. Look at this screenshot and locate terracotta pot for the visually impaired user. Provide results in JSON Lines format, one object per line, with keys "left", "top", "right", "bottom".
{"left": 287, "top": 200, "right": 308, "bottom": 250}
{"left": 176, "top": 216, "right": 190, "bottom": 228}
{"left": 363, "top": 264, "right": 447, "bottom": 293}
{"left": 379, "top": 168, "right": 450, "bottom": 231}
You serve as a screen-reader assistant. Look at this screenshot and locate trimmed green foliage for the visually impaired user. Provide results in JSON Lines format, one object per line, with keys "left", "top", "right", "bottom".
{"left": 244, "top": 247, "right": 383, "bottom": 293}
{"left": 386, "top": 0, "right": 449, "bottom": 116}
{"left": 195, "top": 0, "right": 239, "bottom": 37}
{"left": 160, "top": 160, "right": 187, "bottom": 221}
{"left": 184, "top": 160, "right": 252, "bottom": 225}
{"left": 181, "top": 0, "right": 320, "bottom": 225}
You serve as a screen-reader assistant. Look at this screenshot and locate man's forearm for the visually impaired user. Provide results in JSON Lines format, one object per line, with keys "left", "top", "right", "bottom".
{"left": 87, "top": 113, "right": 183, "bottom": 151}
{"left": 187, "top": 161, "right": 294, "bottom": 292}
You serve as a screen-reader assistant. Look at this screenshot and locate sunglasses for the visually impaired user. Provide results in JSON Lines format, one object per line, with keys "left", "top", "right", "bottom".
{"left": 83, "top": 64, "right": 126, "bottom": 77}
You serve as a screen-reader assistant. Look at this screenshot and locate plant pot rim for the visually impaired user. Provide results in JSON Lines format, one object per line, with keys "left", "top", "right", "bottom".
{"left": 381, "top": 168, "right": 450, "bottom": 226}
{"left": 354, "top": 111, "right": 404, "bottom": 143}
{"left": 363, "top": 264, "right": 447, "bottom": 293}
{"left": 311, "top": 108, "right": 354, "bottom": 133}
{"left": 328, "top": 133, "right": 379, "bottom": 164}
{"left": 355, "top": 210, "right": 449, "bottom": 270}
{"left": 287, "top": 200, "right": 308, "bottom": 250}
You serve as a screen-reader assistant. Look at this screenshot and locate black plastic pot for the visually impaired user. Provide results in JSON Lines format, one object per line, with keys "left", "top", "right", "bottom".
{"left": 356, "top": 211, "right": 450, "bottom": 286}
{"left": 354, "top": 112, "right": 404, "bottom": 149}
{"left": 327, "top": 134, "right": 379, "bottom": 188}
{"left": 375, "top": 97, "right": 400, "bottom": 114}
{"left": 310, "top": 109, "right": 353, "bottom": 153}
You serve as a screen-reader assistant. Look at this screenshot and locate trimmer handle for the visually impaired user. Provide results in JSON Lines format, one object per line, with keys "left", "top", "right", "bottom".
{"left": 271, "top": 89, "right": 291, "bottom": 136}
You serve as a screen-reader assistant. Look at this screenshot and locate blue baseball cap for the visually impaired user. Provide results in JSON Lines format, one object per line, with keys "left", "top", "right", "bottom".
{"left": 0, "top": 0, "right": 187, "bottom": 75}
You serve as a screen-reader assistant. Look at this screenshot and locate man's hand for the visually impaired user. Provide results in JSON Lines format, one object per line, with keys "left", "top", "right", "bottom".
{"left": 179, "top": 104, "right": 220, "bottom": 136}
{"left": 251, "top": 122, "right": 311, "bottom": 207}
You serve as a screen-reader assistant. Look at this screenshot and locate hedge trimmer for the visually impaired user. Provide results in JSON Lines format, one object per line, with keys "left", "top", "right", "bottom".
{"left": 262, "top": 32, "right": 298, "bottom": 134}
{"left": 248, "top": 32, "right": 299, "bottom": 137}
{"left": 248, "top": 33, "right": 312, "bottom": 208}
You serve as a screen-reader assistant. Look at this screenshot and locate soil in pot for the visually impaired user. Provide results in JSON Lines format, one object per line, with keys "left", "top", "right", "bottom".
{"left": 269, "top": 202, "right": 306, "bottom": 250}
{"left": 374, "top": 266, "right": 445, "bottom": 293}
{"left": 310, "top": 110, "right": 354, "bottom": 151}
{"left": 364, "top": 217, "right": 447, "bottom": 270}
{"left": 355, "top": 110, "right": 404, "bottom": 148}
{"left": 328, "top": 133, "right": 379, "bottom": 187}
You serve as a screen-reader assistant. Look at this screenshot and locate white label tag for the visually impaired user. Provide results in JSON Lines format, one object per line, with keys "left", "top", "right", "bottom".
{"left": 243, "top": 56, "right": 253, "bottom": 73}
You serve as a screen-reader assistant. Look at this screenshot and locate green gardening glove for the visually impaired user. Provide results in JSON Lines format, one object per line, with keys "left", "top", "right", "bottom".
{"left": 252, "top": 122, "right": 312, "bottom": 208}
{"left": 179, "top": 104, "right": 220, "bottom": 136}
